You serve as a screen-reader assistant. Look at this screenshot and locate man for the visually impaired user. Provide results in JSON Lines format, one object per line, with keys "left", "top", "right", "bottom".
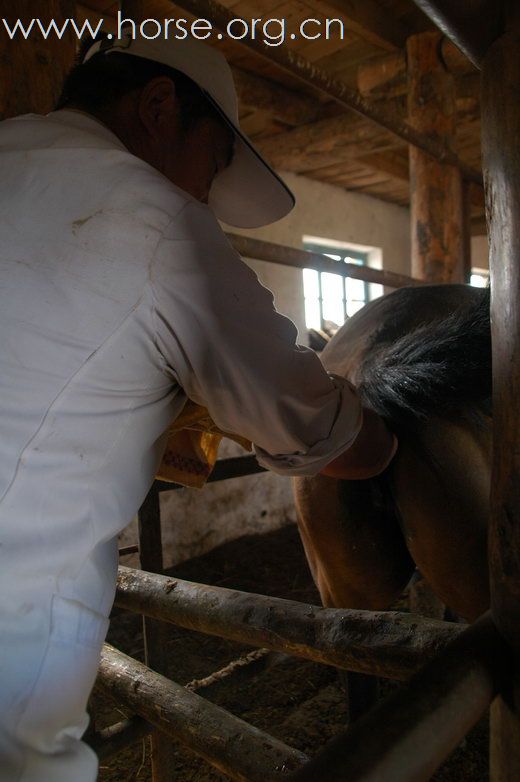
{"left": 0, "top": 30, "right": 395, "bottom": 781}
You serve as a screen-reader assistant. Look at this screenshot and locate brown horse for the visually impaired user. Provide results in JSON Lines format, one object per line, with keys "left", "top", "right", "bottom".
{"left": 293, "top": 284, "right": 491, "bottom": 625}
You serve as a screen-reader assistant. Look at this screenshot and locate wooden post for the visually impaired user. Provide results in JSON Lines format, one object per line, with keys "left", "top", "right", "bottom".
{"left": 116, "top": 566, "right": 464, "bottom": 680}
{"left": 98, "top": 644, "right": 308, "bottom": 781}
{"left": 137, "top": 483, "right": 176, "bottom": 782}
{"left": 291, "top": 613, "right": 513, "bottom": 782}
{"left": 407, "top": 32, "right": 465, "bottom": 282}
{"left": 481, "top": 9, "right": 520, "bottom": 780}
{"left": 0, "top": 0, "right": 76, "bottom": 119}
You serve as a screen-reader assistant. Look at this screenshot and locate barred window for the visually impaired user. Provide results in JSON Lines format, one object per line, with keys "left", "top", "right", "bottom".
{"left": 302, "top": 242, "right": 370, "bottom": 331}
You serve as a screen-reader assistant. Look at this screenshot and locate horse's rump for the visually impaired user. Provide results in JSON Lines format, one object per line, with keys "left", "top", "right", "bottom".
{"left": 294, "top": 284, "right": 492, "bottom": 620}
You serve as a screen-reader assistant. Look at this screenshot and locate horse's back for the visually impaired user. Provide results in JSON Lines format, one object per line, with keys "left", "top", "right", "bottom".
{"left": 320, "top": 283, "right": 480, "bottom": 383}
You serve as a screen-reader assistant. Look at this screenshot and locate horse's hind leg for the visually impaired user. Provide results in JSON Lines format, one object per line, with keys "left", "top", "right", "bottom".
{"left": 338, "top": 670, "right": 380, "bottom": 723}
{"left": 391, "top": 418, "right": 491, "bottom": 622}
{"left": 293, "top": 474, "right": 415, "bottom": 611}
{"left": 293, "top": 473, "right": 414, "bottom": 721}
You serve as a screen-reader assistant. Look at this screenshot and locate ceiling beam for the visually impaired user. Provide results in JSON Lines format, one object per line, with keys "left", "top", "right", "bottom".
{"left": 358, "top": 38, "right": 475, "bottom": 97}
{"left": 233, "top": 68, "right": 319, "bottom": 126}
{"left": 255, "top": 114, "right": 402, "bottom": 172}
{"left": 303, "top": 0, "right": 411, "bottom": 52}
{"left": 358, "top": 51, "right": 406, "bottom": 97}
{"left": 412, "top": 0, "right": 503, "bottom": 67}
{"left": 0, "top": 0, "right": 76, "bottom": 118}
{"left": 358, "top": 150, "right": 409, "bottom": 182}
{"left": 172, "top": 0, "right": 482, "bottom": 185}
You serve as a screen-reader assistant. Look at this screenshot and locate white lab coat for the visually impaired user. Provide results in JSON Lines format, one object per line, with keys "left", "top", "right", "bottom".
{"left": 0, "top": 109, "right": 361, "bottom": 780}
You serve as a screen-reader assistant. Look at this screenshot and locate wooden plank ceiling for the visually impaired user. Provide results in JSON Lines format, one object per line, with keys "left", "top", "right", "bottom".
{"left": 79, "top": 0, "right": 485, "bottom": 230}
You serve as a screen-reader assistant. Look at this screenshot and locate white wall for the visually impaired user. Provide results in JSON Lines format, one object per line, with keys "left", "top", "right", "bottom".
{"left": 230, "top": 172, "right": 411, "bottom": 340}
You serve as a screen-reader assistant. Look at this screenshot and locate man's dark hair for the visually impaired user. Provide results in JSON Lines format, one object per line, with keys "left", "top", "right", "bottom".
{"left": 56, "top": 35, "right": 222, "bottom": 132}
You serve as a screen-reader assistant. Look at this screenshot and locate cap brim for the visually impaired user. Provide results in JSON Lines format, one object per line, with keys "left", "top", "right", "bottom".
{"left": 205, "top": 95, "right": 295, "bottom": 229}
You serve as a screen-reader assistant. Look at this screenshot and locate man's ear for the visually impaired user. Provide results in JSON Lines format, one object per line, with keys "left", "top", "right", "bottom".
{"left": 137, "top": 76, "right": 178, "bottom": 139}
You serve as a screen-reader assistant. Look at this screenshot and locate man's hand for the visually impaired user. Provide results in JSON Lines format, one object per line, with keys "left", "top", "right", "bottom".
{"left": 320, "top": 408, "right": 397, "bottom": 480}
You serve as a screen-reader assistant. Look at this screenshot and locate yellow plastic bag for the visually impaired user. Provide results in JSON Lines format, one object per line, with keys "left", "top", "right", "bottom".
{"left": 156, "top": 401, "right": 252, "bottom": 488}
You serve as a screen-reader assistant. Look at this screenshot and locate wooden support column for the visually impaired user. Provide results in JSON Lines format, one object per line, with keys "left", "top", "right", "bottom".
{"left": 481, "top": 9, "right": 520, "bottom": 780}
{"left": 98, "top": 644, "right": 308, "bottom": 781}
{"left": 0, "top": 0, "right": 76, "bottom": 119}
{"left": 407, "top": 32, "right": 465, "bottom": 282}
{"left": 137, "top": 483, "right": 176, "bottom": 782}
{"left": 291, "top": 613, "right": 513, "bottom": 782}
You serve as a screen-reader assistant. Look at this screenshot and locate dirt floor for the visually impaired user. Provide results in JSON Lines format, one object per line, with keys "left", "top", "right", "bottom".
{"left": 91, "top": 523, "right": 488, "bottom": 781}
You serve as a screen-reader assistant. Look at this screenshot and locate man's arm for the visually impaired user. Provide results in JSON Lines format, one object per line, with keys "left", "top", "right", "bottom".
{"left": 319, "top": 408, "right": 397, "bottom": 480}
{"left": 151, "top": 201, "right": 395, "bottom": 477}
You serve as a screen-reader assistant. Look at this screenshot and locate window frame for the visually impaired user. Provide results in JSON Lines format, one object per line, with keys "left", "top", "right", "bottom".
{"left": 303, "top": 241, "right": 370, "bottom": 330}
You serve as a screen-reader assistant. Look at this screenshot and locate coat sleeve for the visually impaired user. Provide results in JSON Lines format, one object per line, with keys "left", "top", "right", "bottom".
{"left": 150, "top": 201, "right": 362, "bottom": 476}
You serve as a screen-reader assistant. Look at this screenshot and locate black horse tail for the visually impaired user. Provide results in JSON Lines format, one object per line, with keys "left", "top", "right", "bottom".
{"left": 358, "top": 287, "right": 491, "bottom": 429}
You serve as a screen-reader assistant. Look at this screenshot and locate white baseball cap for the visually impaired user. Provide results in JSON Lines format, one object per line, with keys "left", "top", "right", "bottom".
{"left": 84, "top": 30, "right": 295, "bottom": 228}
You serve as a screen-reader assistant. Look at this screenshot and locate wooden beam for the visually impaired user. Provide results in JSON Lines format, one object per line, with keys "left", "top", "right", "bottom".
{"left": 0, "top": 0, "right": 76, "bottom": 119}
{"left": 135, "top": 480, "right": 175, "bottom": 782}
{"left": 481, "top": 10, "right": 520, "bottom": 779}
{"left": 482, "top": 6, "right": 520, "bottom": 652}
{"left": 172, "top": 0, "right": 482, "bottom": 185}
{"left": 292, "top": 613, "right": 513, "bottom": 782}
{"left": 76, "top": 4, "right": 117, "bottom": 32}
{"left": 115, "top": 566, "right": 461, "bottom": 681}
{"left": 358, "top": 150, "right": 409, "bottom": 182}
{"left": 412, "top": 0, "right": 503, "bottom": 68}
{"left": 232, "top": 67, "right": 319, "bottom": 126}
{"left": 98, "top": 643, "right": 309, "bottom": 781}
{"left": 358, "top": 38, "right": 475, "bottom": 98}
{"left": 303, "top": 0, "right": 411, "bottom": 51}
{"left": 227, "top": 234, "right": 424, "bottom": 290}
{"left": 255, "top": 114, "right": 401, "bottom": 173}
{"left": 407, "top": 31, "right": 465, "bottom": 282}
{"left": 358, "top": 51, "right": 407, "bottom": 97}
{"left": 87, "top": 716, "right": 152, "bottom": 761}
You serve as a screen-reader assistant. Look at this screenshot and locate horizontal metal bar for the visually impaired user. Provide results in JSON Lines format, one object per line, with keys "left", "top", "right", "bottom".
{"left": 290, "top": 612, "right": 513, "bottom": 781}
{"left": 115, "top": 566, "right": 463, "bottom": 680}
{"left": 97, "top": 643, "right": 308, "bottom": 781}
{"left": 155, "top": 454, "right": 266, "bottom": 493}
{"left": 226, "top": 233, "right": 426, "bottom": 289}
